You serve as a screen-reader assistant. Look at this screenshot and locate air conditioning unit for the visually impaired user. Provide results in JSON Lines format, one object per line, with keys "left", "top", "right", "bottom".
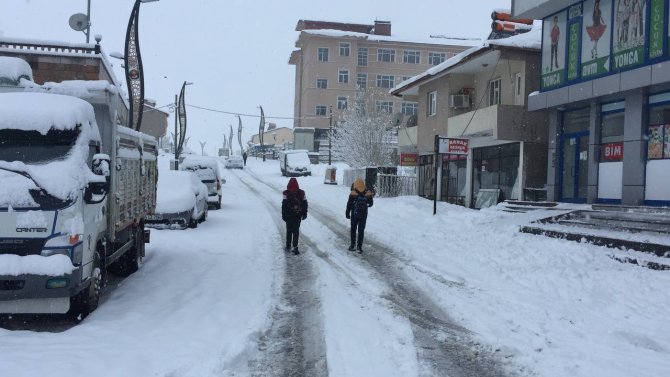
{"left": 449, "top": 94, "right": 471, "bottom": 109}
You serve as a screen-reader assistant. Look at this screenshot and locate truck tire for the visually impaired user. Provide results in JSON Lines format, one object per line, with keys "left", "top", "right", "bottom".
{"left": 69, "top": 249, "right": 104, "bottom": 320}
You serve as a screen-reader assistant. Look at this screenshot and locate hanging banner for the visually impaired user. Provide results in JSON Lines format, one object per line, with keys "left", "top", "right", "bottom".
{"left": 237, "top": 115, "right": 243, "bottom": 151}
{"left": 541, "top": 11, "right": 567, "bottom": 89}
{"left": 177, "top": 82, "right": 187, "bottom": 155}
{"left": 648, "top": 0, "right": 665, "bottom": 59}
{"left": 581, "top": 0, "right": 612, "bottom": 78}
{"left": 612, "top": 0, "right": 647, "bottom": 71}
{"left": 124, "top": 1, "right": 144, "bottom": 131}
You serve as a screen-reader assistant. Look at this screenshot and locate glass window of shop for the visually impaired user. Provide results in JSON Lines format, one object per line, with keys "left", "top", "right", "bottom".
{"left": 648, "top": 92, "right": 670, "bottom": 160}
{"left": 418, "top": 155, "right": 435, "bottom": 199}
{"left": 440, "top": 154, "right": 467, "bottom": 206}
{"left": 600, "top": 101, "right": 625, "bottom": 162}
{"left": 472, "top": 143, "right": 520, "bottom": 203}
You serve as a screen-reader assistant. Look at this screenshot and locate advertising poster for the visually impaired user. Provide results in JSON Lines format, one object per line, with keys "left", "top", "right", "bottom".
{"left": 542, "top": 11, "right": 567, "bottom": 89}
{"left": 665, "top": 124, "right": 670, "bottom": 157}
{"left": 567, "top": 5, "right": 582, "bottom": 82}
{"left": 648, "top": 124, "right": 664, "bottom": 159}
{"left": 581, "top": 0, "right": 613, "bottom": 78}
{"left": 612, "top": 0, "right": 647, "bottom": 70}
{"left": 648, "top": 0, "right": 665, "bottom": 59}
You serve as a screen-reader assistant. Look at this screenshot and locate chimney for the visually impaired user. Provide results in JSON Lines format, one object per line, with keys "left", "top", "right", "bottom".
{"left": 373, "top": 20, "right": 391, "bottom": 36}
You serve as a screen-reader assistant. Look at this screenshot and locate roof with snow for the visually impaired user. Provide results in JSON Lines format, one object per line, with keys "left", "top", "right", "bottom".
{"left": 301, "top": 29, "right": 482, "bottom": 48}
{"left": 391, "top": 24, "right": 541, "bottom": 96}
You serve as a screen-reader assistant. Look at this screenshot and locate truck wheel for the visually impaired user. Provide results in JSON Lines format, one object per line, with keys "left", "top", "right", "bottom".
{"left": 69, "top": 251, "right": 104, "bottom": 320}
{"left": 109, "top": 225, "right": 144, "bottom": 276}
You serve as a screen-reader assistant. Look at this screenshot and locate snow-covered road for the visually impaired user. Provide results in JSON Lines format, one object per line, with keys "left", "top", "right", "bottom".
{"left": 2, "top": 156, "right": 669, "bottom": 377}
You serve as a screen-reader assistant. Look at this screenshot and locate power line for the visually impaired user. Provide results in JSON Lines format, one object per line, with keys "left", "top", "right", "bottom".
{"left": 185, "top": 103, "right": 329, "bottom": 121}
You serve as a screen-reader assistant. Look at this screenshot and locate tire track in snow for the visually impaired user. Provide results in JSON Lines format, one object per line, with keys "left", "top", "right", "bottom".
{"left": 242, "top": 168, "right": 519, "bottom": 377}
{"left": 232, "top": 170, "right": 328, "bottom": 377}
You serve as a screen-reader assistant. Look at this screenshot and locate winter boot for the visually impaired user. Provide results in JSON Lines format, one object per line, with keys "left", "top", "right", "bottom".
{"left": 357, "top": 245, "right": 364, "bottom": 253}
{"left": 348, "top": 245, "right": 356, "bottom": 251}
{"left": 285, "top": 244, "right": 291, "bottom": 252}
{"left": 292, "top": 246, "right": 300, "bottom": 255}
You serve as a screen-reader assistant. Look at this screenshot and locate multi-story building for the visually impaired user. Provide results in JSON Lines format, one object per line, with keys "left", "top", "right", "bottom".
{"left": 288, "top": 20, "right": 480, "bottom": 150}
{"left": 513, "top": 0, "right": 670, "bottom": 206}
{"left": 392, "top": 28, "right": 549, "bottom": 207}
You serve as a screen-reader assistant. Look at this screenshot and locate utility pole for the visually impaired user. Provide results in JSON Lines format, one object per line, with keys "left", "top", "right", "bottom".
{"left": 328, "top": 105, "right": 333, "bottom": 165}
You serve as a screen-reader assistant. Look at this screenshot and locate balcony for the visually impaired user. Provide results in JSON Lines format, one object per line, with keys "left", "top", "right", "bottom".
{"left": 512, "top": 0, "right": 573, "bottom": 19}
{"left": 447, "top": 104, "right": 547, "bottom": 142}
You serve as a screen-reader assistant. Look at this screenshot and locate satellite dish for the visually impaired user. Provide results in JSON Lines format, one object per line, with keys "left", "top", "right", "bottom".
{"left": 391, "top": 112, "right": 404, "bottom": 128}
{"left": 406, "top": 115, "right": 418, "bottom": 128}
{"left": 69, "top": 13, "right": 88, "bottom": 32}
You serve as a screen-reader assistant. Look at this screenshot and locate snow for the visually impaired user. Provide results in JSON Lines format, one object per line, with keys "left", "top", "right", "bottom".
{"left": 0, "top": 56, "right": 32, "bottom": 83}
{"left": 154, "top": 170, "right": 197, "bottom": 214}
{"left": 302, "top": 29, "right": 482, "bottom": 47}
{"left": 1, "top": 157, "right": 669, "bottom": 377}
{"left": 0, "top": 255, "right": 74, "bottom": 276}
{"left": 0, "top": 92, "right": 97, "bottom": 135}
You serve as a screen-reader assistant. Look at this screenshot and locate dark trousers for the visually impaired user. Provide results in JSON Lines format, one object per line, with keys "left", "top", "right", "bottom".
{"left": 285, "top": 219, "right": 301, "bottom": 248}
{"left": 350, "top": 217, "right": 367, "bottom": 248}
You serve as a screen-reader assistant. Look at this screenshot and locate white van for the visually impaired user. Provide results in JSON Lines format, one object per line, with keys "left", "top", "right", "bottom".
{"left": 278, "top": 150, "right": 312, "bottom": 177}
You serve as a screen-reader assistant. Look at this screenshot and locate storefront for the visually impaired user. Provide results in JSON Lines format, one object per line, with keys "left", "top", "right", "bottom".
{"left": 440, "top": 154, "right": 467, "bottom": 205}
{"left": 472, "top": 143, "right": 521, "bottom": 203}
{"left": 527, "top": 0, "right": 670, "bottom": 206}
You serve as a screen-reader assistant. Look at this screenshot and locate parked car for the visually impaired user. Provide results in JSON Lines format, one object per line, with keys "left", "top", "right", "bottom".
{"left": 225, "top": 155, "right": 244, "bottom": 169}
{"left": 278, "top": 149, "right": 312, "bottom": 177}
{"left": 146, "top": 170, "right": 208, "bottom": 229}
{"left": 180, "top": 156, "right": 224, "bottom": 209}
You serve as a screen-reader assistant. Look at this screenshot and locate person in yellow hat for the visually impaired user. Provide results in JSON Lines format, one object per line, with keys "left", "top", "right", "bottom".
{"left": 345, "top": 178, "right": 374, "bottom": 253}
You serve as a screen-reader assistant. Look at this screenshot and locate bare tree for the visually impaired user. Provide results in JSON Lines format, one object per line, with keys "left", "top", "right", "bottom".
{"left": 331, "top": 89, "right": 396, "bottom": 168}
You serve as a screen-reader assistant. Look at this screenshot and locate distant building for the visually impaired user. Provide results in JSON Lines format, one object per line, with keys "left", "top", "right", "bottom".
{"left": 0, "top": 37, "right": 167, "bottom": 140}
{"left": 289, "top": 19, "right": 481, "bottom": 145}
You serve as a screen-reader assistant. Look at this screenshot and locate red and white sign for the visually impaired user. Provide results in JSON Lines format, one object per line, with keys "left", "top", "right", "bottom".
{"left": 438, "top": 138, "right": 469, "bottom": 155}
{"left": 400, "top": 153, "right": 418, "bottom": 166}
{"left": 602, "top": 142, "right": 623, "bottom": 161}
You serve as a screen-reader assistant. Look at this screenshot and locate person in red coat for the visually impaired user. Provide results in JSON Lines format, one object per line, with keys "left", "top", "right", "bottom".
{"left": 282, "top": 177, "right": 308, "bottom": 255}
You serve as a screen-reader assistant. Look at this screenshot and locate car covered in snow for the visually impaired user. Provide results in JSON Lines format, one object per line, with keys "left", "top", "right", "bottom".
{"left": 225, "top": 155, "right": 244, "bottom": 169}
{"left": 146, "top": 170, "right": 208, "bottom": 229}
{"left": 180, "top": 156, "right": 224, "bottom": 209}
{"left": 278, "top": 149, "right": 312, "bottom": 177}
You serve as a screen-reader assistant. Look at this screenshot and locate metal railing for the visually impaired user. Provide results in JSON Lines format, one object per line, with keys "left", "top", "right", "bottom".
{"left": 376, "top": 174, "right": 417, "bottom": 197}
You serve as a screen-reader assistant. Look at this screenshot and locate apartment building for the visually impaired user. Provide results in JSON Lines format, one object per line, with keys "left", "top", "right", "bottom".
{"left": 392, "top": 28, "right": 549, "bottom": 207}
{"left": 289, "top": 20, "right": 480, "bottom": 146}
{"left": 513, "top": 0, "right": 670, "bottom": 206}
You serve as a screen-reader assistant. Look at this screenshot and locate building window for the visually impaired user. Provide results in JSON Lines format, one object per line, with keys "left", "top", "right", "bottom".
{"left": 427, "top": 91, "right": 437, "bottom": 116}
{"left": 376, "top": 75, "right": 395, "bottom": 88}
{"left": 401, "top": 102, "right": 418, "bottom": 116}
{"left": 376, "top": 101, "right": 393, "bottom": 113}
{"left": 357, "top": 73, "right": 367, "bottom": 89}
{"left": 600, "top": 101, "right": 625, "bottom": 162}
{"left": 428, "top": 52, "right": 446, "bottom": 65}
{"left": 489, "top": 79, "right": 501, "bottom": 106}
{"left": 377, "top": 48, "right": 395, "bottom": 63}
{"left": 648, "top": 93, "right": 670, "bottom": 159}
{"left": 358, "top": 48, "right": 368, "bottom": 66}
{"left": 337, "top": 96, "right": 348, "bottom": 110}
{"left": 403, "top": 50, "right": 420, "bottom": 64}
{"left": 315, "top": 106, "right": 327, "bottom": 116}
{"left": 316, "top": 79, "right": 327, "bottom": 89}
{"left": 338, "top": 70, "right": 349, "bottom": 84}
{"left": 339, "top": 42, "right": 350, "bottom": 57}
{"left": 318, "top": 47, "right": 329, "bottom": 62}
{"left": 402, "top": 76, "right": 412, "bottom": 82}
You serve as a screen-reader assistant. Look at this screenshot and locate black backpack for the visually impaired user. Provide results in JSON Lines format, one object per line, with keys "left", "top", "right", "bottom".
{"left": 287, "top": 192, "right": 302, "bottom": 217}
{"left": 352, "top": 194, "right": 368, "bottom": 219}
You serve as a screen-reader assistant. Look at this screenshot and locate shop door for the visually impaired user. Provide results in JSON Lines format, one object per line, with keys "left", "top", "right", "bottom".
{"left": 560, "top": 132, "right": 589, "bottom": 202}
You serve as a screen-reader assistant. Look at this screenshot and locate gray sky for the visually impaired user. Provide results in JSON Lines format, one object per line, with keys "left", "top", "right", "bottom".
{"left": 3, "top": 0, "right": 510, "bottom": 156}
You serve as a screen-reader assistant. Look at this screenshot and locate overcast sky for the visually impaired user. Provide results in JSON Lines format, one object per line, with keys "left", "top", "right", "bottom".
{"left": 3, "top": 0, "right": 511, "bottom": 156}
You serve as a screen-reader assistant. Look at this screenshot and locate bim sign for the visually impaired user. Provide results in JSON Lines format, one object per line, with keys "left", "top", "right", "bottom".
{"left": 602, "top": 142, "right": 623, "bottom": 161}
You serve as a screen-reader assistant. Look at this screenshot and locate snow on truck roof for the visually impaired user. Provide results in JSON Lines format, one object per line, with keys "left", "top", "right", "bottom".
{"left": 0, "top": 92, "right": 98, "bottom": 135}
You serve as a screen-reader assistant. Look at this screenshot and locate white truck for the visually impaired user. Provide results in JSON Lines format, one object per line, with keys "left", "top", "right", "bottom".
{"left": 0, "top": 57, "right": 157, "bottom": 318}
